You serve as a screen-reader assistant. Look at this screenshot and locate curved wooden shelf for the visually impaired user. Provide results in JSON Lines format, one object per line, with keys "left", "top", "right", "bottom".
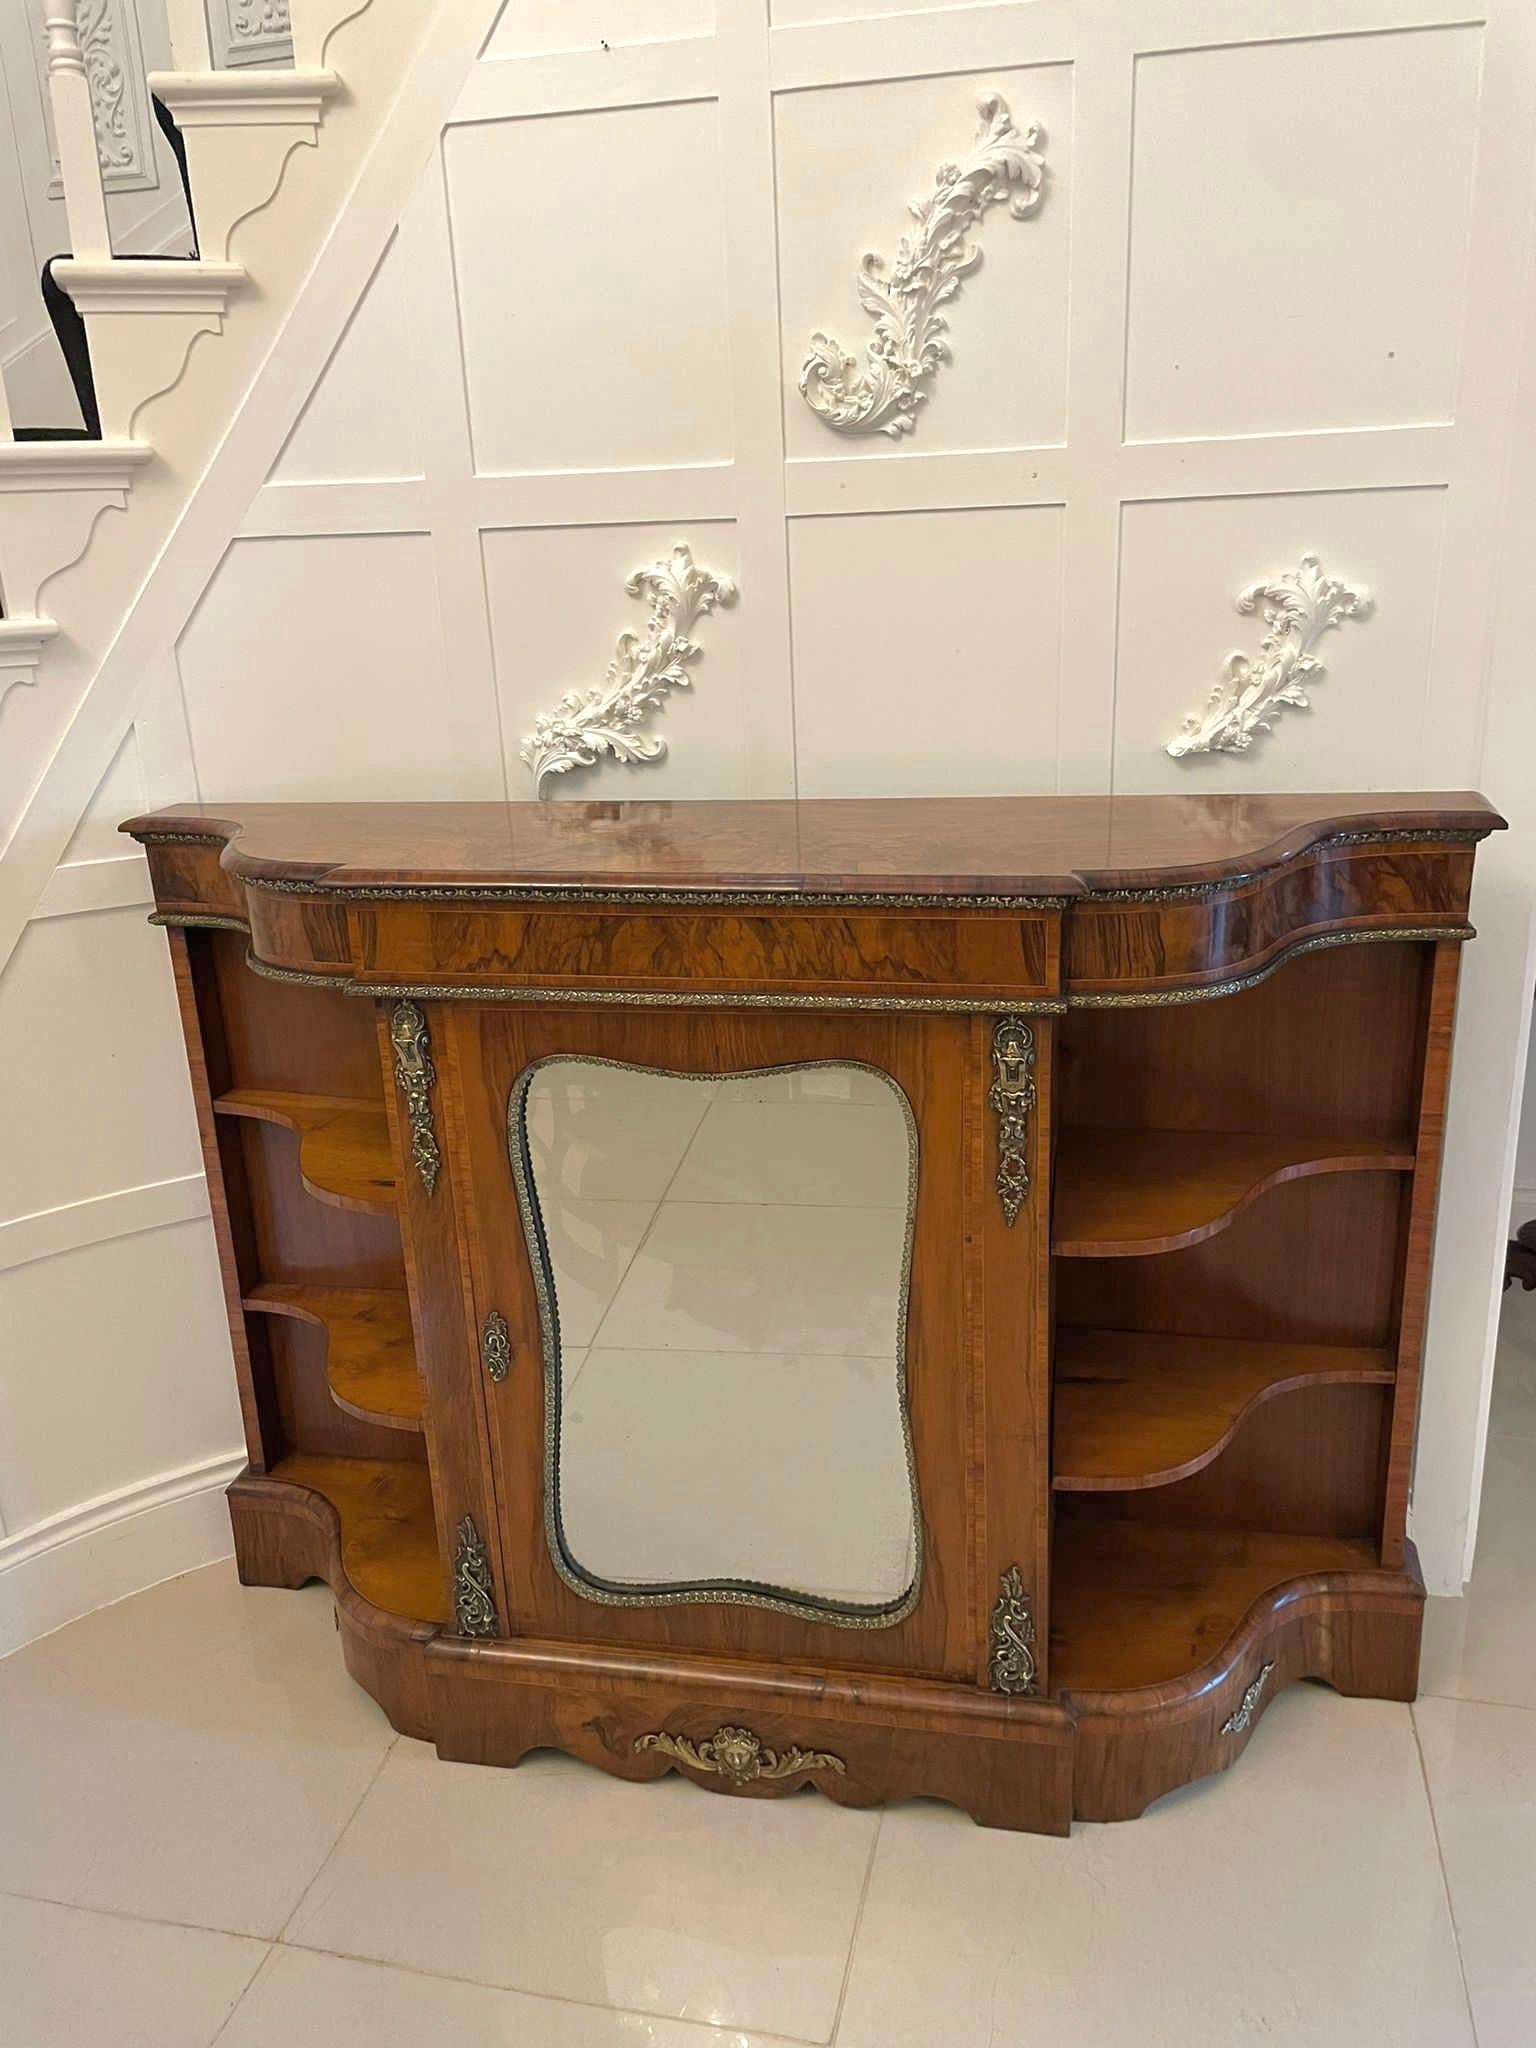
{"left": 1053, "top": 1329, "right": 1394, "bottom": 1492}
{"left": 268, "top": 1452, "right": 445, "bottom": 1622}
{"left": 1050, "top": 1517, "right": 1377, "bottom": 1692}
{"left": 1051, "top": 1128, "right": 1415, "bottom": 1259}
{"left": 213, "top": 1089, "right": 395, "bottom": 1215}
{"left": 244, "top": 1284, "right": 422, "bottom": 1433}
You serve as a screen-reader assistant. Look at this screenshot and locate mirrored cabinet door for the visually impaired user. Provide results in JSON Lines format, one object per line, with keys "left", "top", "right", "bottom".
{"left": 509, "top": 1058, "right": 921, "bottom": 1623}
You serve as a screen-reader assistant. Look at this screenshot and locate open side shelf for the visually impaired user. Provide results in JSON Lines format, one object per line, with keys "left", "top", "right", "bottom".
{"left": 1053, "top": 1329, "right": 1395, "bottom": 1492}
{"left": 1051, "top": 1127, "right": 1416, "bottom": 1258}
{"left": 1049, "top": 1518, "right": 1378, "bottom": 1692}
{"left": 270, "top": 1452, "right": 445, "bottom": 1622}
{"left": 213, "top": 1089, "right": 396, "bottom": 1215}
{"left": 245, "top": 1285, "right": 422, "bottom": 1434}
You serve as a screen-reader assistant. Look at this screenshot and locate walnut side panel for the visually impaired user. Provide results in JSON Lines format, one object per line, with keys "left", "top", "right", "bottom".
{"left": 166, "top": 929, "right": 277, "bottom": 1471}
{"left": 1382, "top": 942, "right": 1463, "bottom": 1565}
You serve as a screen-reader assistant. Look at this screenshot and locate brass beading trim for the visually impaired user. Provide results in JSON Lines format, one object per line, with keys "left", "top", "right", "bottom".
{"left": 239, "top": 951, "right": 1067, "bottom": 1014}
{"left": 237, "top": 874, "right": 1072, "bottom": 911}
{"left": 149, "top": 911, "right": 250, "bottom": 932}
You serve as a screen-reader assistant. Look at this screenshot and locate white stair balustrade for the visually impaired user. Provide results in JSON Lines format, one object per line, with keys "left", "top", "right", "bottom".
{"left": 287, "top": 0, "right": 365, "bottom": 72}
{"left": 0, "top": 441, "right": 155, "bottom": 617}
{"left": 146, "top": 68, "right": 341, "bottom": 264}
{"left": 41, "top": 3, "right": 112, "bottom": 263}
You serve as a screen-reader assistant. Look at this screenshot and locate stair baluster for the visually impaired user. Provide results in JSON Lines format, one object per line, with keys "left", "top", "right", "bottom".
{"left": 41, "top": 5, "right": 112, "bottom": 262}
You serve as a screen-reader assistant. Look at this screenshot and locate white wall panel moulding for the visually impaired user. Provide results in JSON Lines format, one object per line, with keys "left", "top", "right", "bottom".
{"left": 0, "top": 1178, "right": 210, "bottom": 1275}
{"left": 32, "top": 853, "right": 152, "bottom": 920}
{"left": 0, "top": 1450, "right": 242, "bottom": 1657}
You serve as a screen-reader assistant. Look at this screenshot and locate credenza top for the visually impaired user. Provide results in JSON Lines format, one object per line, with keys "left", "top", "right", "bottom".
{"left": 122, "top": 791, "right": 1504, "bottom": 900}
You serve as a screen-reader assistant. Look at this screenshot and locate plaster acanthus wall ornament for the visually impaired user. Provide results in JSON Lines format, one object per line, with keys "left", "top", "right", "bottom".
{"left": 520, "top": 544, "right": 737, "bottom": 797}
{"left": 798, "top": 92, "right": 1046, "bottom": 439}
{"left": 1166, "top": 553, "right": 1372, "bottom": 760}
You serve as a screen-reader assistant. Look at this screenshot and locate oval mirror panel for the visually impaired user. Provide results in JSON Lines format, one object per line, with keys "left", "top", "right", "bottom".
{"left": 508, "top": 1059, "right": 920, "bottom": 1625}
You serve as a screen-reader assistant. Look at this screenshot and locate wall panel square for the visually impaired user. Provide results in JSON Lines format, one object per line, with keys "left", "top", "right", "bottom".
{"left": 483, "top": 519, "right": 749, "bottom": 800}
{"left": 0, "top": 909, "right": 201, "bottom": 1226}
{"left": 484, "top": 0, "right": 713, "bottom": 59}
{"left": 1111, "top": 485, "right": 1447, "bottom": 795}
{"left": 269, "top": 237, "right": 422, "bottom": 486}
{"left": 1125, "top": 28, "right": 1483, "bottom": 443}
{"left": 446, "top": 101, "right": 734, "bottom": 475}
{"left": 788, "top": 504, "right": 1063, "bottom": 797}
{"left": 178, "top": 534, "right": 500, "bottom": 801}
{"left": 0, "top": 1224, "right": 239, "bottom": 1534}
{"left": 775, "top": 64, "right": 1071, "bottom": 462}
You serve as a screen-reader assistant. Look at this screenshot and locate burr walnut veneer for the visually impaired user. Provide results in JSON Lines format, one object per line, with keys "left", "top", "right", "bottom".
{"left": 126, "top": 791, "right": 1501, "bottom": 1834}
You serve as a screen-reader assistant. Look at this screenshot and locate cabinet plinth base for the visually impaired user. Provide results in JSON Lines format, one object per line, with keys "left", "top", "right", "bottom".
{"left": 1064, "top": 1551, "right": 1424, "bottom": 1822}
{"left": 228, "top": 1471, "right": 1425, "bottom": 1837}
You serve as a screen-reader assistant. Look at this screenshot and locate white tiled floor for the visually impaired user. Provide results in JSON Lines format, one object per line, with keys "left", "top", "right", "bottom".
{"left": 4, "top": 1095, "right": 1535, "bottom": 2043}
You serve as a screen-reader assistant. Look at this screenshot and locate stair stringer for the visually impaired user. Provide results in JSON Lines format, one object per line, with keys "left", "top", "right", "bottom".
{"left": 0, "top": 0, "right": 504, "bottom": 977}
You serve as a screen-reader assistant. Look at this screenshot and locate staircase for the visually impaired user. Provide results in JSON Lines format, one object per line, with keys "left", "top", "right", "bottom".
{"left": 0, "top": 0, "right": 456, "bottom": 990}
{"left": 0, "top": 1, "right": 347, "bottom": 689}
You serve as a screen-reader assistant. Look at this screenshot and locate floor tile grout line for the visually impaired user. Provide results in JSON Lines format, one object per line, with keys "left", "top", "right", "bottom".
{"left": 1410, "top": 1702, "right": 1482, "bottom": 2048}
{"left": 0, "top": 1881, "right": 271, "bottom": 1948}
{"left": 584, "top": 1084, "right": 721, "bottom": 1351}
{"left": 206, "top": 1940, "right": 280, "bottom": 2048}
{"left": 270, "top": 1932, "right": 829, "bottom": 2044}
{"left": 826, "top": 1811, "right": 883, "bottom": 2047}
{"left": 272, "top": 1731, "right": 401, "bottom": 1948}
{"left": 1418, "top": 1687, "right": 1536, "bottom": 1713}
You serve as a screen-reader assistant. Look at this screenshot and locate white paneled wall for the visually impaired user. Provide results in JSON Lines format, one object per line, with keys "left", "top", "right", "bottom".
{"left": 6, "top": 0, "right": 1536, "bottom": 1648}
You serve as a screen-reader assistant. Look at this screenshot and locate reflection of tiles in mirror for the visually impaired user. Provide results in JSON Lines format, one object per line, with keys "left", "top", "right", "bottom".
{"left": 524, "top": 1063, "right": 917, "bottom": 1610}
{"left": 670, "top": 1100, "right": 909, "bottom": 1207}
{"left": 560, "top": 1349, "right": 916, "bottom": 1606}
{"left": 525, "top": 1071, "right": 717, "bottom": 1201}
{"left": 595, "top": 1204, "right": 903, "bottom": 1356}
{"left": 533, "top": 1200, "right": 655, "bottom": 1349}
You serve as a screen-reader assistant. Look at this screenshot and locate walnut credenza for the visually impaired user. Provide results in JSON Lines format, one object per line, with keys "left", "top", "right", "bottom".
{"left": 125, "top": 791, "right": 1502, "bottom": 1835}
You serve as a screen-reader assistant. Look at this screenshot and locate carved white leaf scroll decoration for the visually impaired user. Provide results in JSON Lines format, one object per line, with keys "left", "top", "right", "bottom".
{"left": 798, "top": 92, "right": 1046, "bottom": 439}
{"left": 1166, "top": 554, "right": 1373, "bottom": 760}
{"left": 520, "top": 545, "right": 737, "bottom": 797}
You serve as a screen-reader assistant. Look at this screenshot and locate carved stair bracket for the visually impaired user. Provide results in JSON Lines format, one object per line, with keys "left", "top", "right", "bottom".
{"left": 988, "top": 1016, "right": 1035, "bottom": 1227}
{"left": 482, "top": 1308, "right": 510, "bottom": 1384}
{"left": 799, "top": 92, "right": 1046, "bottom": 438}
{"left": 634, "top": 1724, "right": 846, "bottom": 1788}
{"left": 988, "top": 1564, "right": 1037, "bottom": 1695}
{"left": 389, "top": 1000, "right": 441, "bottom": 1196}
{"left": 1167, "top": 554, "right": 1372, "bottom": 760}
{"left": 452, "top": 1515, "right": 498, "bottom": 1637}
{"left": 1221, "top": 1661, "right": 1276, "bottom": 1733}
{"left": 520, "top": 544, "right": 737, "bottom": 797}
